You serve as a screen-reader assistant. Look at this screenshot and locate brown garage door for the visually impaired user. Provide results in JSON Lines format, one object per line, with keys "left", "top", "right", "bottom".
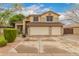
{"left": 64, "top": 28, "right": 73, "bottom": 34}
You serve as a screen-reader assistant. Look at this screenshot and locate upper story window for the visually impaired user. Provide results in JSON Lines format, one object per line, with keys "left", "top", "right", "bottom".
{"left": 33, "top": 16, "right": 39, "bottom": 22}
{"left": 46, "top": 16, "right": 53, "bottom": 22}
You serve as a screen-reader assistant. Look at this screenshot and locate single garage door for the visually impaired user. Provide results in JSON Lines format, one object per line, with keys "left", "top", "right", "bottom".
{"left": 51, "top": 27, "right": 62, "bottom": 35}
{"left": 29, "top": 27, "right": 49, "bottom": 35}
{"left": 64, "top": 28, "right": 73, "bottom": 34}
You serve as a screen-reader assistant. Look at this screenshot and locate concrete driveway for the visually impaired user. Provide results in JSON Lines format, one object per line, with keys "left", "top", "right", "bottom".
{"left": 0, "top": 34, "right": 79, "bottom": 56}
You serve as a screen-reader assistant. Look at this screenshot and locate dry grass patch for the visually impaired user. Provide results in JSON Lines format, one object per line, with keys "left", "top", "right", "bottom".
{"left": 43, "top": 45, "right": 70, "bottom": 54}
{"left": 15, "top": 44, "right": 38, "bottom": 53}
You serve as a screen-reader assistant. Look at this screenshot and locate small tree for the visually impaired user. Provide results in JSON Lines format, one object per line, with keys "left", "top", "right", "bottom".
{"left": 10, "top": 14, "right": 25, "bottom": 27}
{"left": 0, "top": 9, "right": 13, "bottom": 26}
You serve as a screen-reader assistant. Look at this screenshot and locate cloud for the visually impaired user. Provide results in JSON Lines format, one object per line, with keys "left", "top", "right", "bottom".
{"left": 14, "top": 4, "right": 50, "bottom": 16}
{"left": 59, "top": 13, "right": 65, "bottom": 20}
{"left": 59, "top": 11, "right": 79, "bottom": 25}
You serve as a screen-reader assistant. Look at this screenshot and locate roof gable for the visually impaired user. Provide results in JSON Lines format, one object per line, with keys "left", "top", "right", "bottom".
{"left": 40, "top": 11, "right": 60, "bottom": 16}
{"left": 26, "top": 11, "right": 60, "bottom": 18}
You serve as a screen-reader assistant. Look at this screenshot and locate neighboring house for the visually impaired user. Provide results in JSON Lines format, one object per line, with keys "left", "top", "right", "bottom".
{"left": 15, "top": 10, "right": 63, "bottom": 36}
{"left": 63, "top": 24, "right": 73, "bottom": 34}
{"left": 73, "top": 24, "right": 79, "bottom": 35}
{"left": 63, "top": 23, "right": 79, "bottom": 35}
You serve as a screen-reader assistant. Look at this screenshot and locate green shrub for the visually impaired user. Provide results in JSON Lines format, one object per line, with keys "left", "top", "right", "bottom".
{"left": 4, "top": 28, "right": 17, "bottom": 43}
{"left": 0, "top": 36, "right": 7, "bottom": 47}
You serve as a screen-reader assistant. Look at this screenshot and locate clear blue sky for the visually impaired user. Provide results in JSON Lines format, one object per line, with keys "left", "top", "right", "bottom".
{"left": 1, "top": 3, "right": 73, "bottom": 13}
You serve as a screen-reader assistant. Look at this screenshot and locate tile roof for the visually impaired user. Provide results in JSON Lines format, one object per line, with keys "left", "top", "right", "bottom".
{"left": 27, "top": 22, "right": 63, "bottom": 27}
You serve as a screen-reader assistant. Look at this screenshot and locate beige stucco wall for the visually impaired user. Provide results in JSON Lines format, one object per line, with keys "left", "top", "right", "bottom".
{"left": 25, "top": 12, "right": 59, "bottom": 22}
{"left": 40, "top": 13, "right": 59, "bottom": 22}
{"left": 51, "top": 27, "right": 63, "bottom": 35}
{"left": 73, "top": 28, "right": 79, "bottom": 35}
{"left": 29, "top": 27, "right": 49, "bottom": 35}
{"left": 28, "top": 16, "right": 33, "bottom": 22}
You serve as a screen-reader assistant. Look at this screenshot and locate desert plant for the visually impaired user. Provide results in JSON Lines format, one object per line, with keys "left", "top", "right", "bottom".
{"left": 4, "top": 28, "right": 17, "bottom": 43}
{"left": 0, "top": 35, "right": 7, "bottom": 47}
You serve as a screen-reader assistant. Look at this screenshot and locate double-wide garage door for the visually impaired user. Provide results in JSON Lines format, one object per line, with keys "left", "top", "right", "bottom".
{"left": 29, "top": 27, "right": 62, "bottom": 36}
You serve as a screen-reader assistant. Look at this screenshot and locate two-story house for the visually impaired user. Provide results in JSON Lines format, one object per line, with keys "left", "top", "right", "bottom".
{"left": 15, "top": 11, "right": 63, "bottom": 37}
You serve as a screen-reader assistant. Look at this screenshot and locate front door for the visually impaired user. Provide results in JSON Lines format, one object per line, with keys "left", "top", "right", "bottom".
{"left": 25, "top": 26, "right": 28, "bottom": 35}
{"left": 25, "top": 21, "right": 30, "bottom": 35}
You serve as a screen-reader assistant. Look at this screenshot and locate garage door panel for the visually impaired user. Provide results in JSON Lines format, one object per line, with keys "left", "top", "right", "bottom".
{"left": 29, "top": 27, "right": 49, "bottom": 35}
